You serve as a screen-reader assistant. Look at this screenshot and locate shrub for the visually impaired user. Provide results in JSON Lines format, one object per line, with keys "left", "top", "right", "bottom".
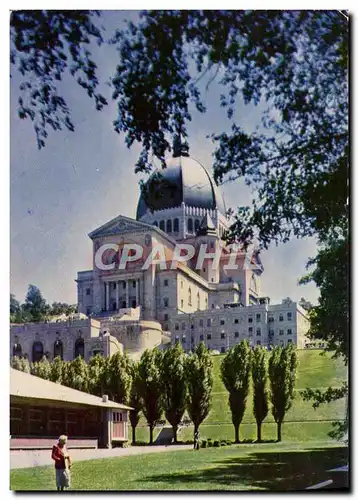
{"left": 220, "top": 440, "right": 227, "bottom": 446}
{"left": 213, "top": 440, "right": 220, "bottom": 447}
{"left": 201, "top": 439, "right": 207, "bottom": 448}
{"left": 207, "top": 439, "right": 213, "bottom": 448}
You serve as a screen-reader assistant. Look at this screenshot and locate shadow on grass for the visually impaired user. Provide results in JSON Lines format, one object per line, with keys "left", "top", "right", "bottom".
{"left": 142, "top": 446, "right": 349, "bottom": 491}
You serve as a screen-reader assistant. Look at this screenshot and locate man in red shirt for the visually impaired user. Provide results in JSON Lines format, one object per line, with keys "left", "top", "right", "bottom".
{"left": 51, "top": 435, "right": 72, "bottom": 491}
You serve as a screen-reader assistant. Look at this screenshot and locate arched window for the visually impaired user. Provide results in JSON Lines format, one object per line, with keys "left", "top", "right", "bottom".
{"left": 195, "top": 219, "right": 200, "bottom": 232}
{"left": 197, "top": 293, "right": 200, "bottom": 310}
{"left": 166, "top": 220, "right": 172, "bottom": 233}
{"left": 13, "top": 343, "right": 22, "bottom": 357}
{"left": 54, "top": 340, "right": 63, "bottom": 360}
{"left": 153, "top": 221, "right": 158, "bottom": 227}
{"left": 74, "top": 338, "right": 85, "bottom": 359}
{"left": 188, "top": 288, "right": 192, "bottom": 306}
{"left": 188, "top": 218, "right": 193, "bottom": 233}
{"left": 32, "top": 341, "right": 44, "bottom": 362}
{"left": 159, "top": 220, "right": 165, "bottom": 231}
{"left": 174, "top": 218, "right": 179, "bottom": 232}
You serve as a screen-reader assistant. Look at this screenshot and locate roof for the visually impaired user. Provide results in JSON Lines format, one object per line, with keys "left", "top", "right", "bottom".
{"left": 10, "top": 368, "right": 132, "bottom": 411}
{"left": 136, "top": 155, "right": 226, "bottom": 219}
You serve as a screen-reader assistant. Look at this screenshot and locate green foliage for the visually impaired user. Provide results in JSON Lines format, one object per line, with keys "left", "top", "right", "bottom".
{"left": 107, "top": 352, "right": 132, "bottom": 404}
{"left": 50, "top": 356, "right": 64, "bottom": 383}
{"left": 10, "top": 10, "right": 107, "bottom": 149}
{"left": 22, "top": 285, "right": 50, "bottom": 323}
{"left": 161, "top": 343, "right": 187, "bottom": 443}
{"left": 87, "top": 354, "right": 109, "bottom": 396}
{"left": 66, "top": 356, "right": 89, "bottom": 392}
{"left": 268, "top": 345, "right": 298, "bottom": 441}
{"left": 185, "top": 343, "right": 213, "bottom": 435}
{"left": 128, "top": 360, "right": 142, "bottom": 444}
{"left": 251, "top": 346, "right": 269, "bottom": 441}
{"left": 213, "top": 440, "right": 220, "bottom": 447}
{"left": 138, "top": 348, "right": 164, "bottom": 444}
{"left": 220, "top": 340, "right": 252, "bottom": 442}
{"left": 300, "top": 238, "right": 348, "bottom": 364}
{"left": 11, "top": 356, "right": 31, "bottom": 373}
{"left": 30, "top": 355, "right": 52, "bottom": 380}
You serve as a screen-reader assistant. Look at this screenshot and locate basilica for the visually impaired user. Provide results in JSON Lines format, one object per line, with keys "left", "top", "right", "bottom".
{"left": 10, "top": 143, "right": 309, "bottom": 362}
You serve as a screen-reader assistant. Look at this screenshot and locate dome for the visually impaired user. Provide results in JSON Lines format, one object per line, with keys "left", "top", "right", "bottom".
{"left": 136, "top": 155, "right": 226, "bottom": 220}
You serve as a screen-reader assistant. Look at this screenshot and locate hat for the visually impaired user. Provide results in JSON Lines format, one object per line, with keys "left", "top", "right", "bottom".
{"left": 58, "top": 435, "right": 67, "bottom": 444}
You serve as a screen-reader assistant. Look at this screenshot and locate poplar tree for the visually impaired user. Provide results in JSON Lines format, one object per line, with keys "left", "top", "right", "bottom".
{"left": 161, "top": 343, "right": 187, "bottom": 443}
{"left": 268, "top": 344, "right": 298, "bottom": 441}
{"left": 138, "top": 348, "right": 164, "bottom": 445}
{"left": 252, "top": 346, "right": 269, "bottom": 442}
{"left": 128, "top": 360, "right": 142, "bottom": 445}
{"left": 221, "top": 341, "right": 252, "bottom": 443}
{"left": 185, "top": 342, "right": 213, "bottom": 440}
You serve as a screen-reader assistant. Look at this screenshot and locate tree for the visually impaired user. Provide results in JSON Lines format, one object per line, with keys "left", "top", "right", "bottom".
{"left": 251, "top": 346, "right": 269, "bottom": 442}
{"left": 23, "top": 284, "right": 50, "bottom": 322}
{"left": 88, "top": 354, "right": 109, "bottom": 396}
{"left": 128, "top": 361, "right": 142, "bottom": 445}
{"left": 31, "top": 355, "right": 52, "bottom": 380}
{"left": 50, "top": 302, "right": 77, "bottom": 317}
{"left": 10, "top": 294, "right": 22, "bottom": 323}
{"left": 281, "top": 297, "right": 293, "bottom": 305}
{"left": 50, "top": 356, "right": 64, "bottom": 383}
{"left": 138, "top": 348, "right": 164, "bottom": 444}
{"left": 11, "top": 356, "right": 31, "bottom": 373}
{"left": 268, "top": 345, "right": 298, "bottom": 441}
{"left": 10, "top": 10, "right": 107, "bottom": 149}
{"left": 66, "top": 356, "right": 89, "bottom": 392}
{"left": 220, "top": 341, "right": 251, "bottom": 443}
{"left": 185, "top": 342, "right": 213, "bottom": 440}
{"left": 300, "top": 237, "right": 349, "bottom": 440}
{"left": 161, "top": 343, "right": 187, "bottom": 443}
{"left": 107, "top": 352, "right": 132, "bottom": 404}
{"left": 299, "top": 297, "right": 313, "bottom": 311}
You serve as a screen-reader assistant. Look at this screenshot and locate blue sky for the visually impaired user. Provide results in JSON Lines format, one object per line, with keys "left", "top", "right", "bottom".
{"left": 10, "top": 10, "right": 319, "bottom": 306}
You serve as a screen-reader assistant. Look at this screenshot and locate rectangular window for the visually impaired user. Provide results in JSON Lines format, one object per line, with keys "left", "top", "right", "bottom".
{"left": 248, "top": 317, "right": 253, "bottom": 323}
{"left": 123, "top": 282, "right": 126, "bottom": 289}
{"left": 207, "top": 334, "right": 212, "bottom": 340}
{"left": 164, "top": 314, "right": 169, "bottom": 321}
{"left": 268, "top": 316, "right": 274, "bottom": 323}
{"left": 164, "top": 279, "right": 169, "bottom": 287}
{"left": 234, "top": 332, "right": 239, "bottom": 338}
{"left": 256, "top": 328, "right": 261, "bottom": 336}
{"left": 234, "top": 318, "right": 239, "bottom": 324}
{"left": 279, "top": 329, "right": 284, "bottom": 336}
{"left": 182, "top": 336, "right": 186, "bottom": 343}
{"left": 86, "top": 288, "right": 91, "bottom": 296}
{"left": 221, "top": 333, "right": 225, "bottom": 339}
{"left": 113, "top": 283, "right": 116, "bottom": 290}
{"left": 248, "top": 327, "right": 253, "bottom": 334}
{"left": 220, "top": 319, "right": 225, "bottom": 325}
{"left": 279, "top": 315, "right": 283, "bottom": 322}
{"left": 287, "top": 329, "right": 292, "bottom": 335}
{"left": 132, "top": 281, "right": 136, "bottom": 288}
{"left": 256, "top": 340, "right": 261, "bottom": 346}
{"left": 221, "top": 346, "right": 226, "bottom": 353}
{"left": 200, "top": 334, "right": 204, "bottom": 341}
{"left": 207, "top": 319, "right": 211, "bottom": 327}
{"left": 287, "top": 339, "right": 293, "bottom": 344}
{"left": 181, "top": 323, "right": 185, "bottom": 330}
{"left": 164, "top": 298, "right": 169, "bottom": 307}
{"left": 199, "top": 319, "right": 203, "bottom": 327}
{"left": 256, "top": 314, "right": 261, "bottom": 322}
{"left": 287, "top": 312, "right": 292, "bottom": 321}
{"left": 175, "top": 324, "right": 179, "bottom": 331}
{"left": 191, "top": 324, "right": 194, "bottom": 329}
{"left": 269, "top": 329, "right": 274, "bottom": 336}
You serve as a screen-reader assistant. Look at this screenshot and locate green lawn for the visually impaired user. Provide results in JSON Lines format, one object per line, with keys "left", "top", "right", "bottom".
{"left": 10, "top": 442, "right": 348, "bottom": 491}
{"left": 133, "top": 350, "right": 347, "bottom": 443}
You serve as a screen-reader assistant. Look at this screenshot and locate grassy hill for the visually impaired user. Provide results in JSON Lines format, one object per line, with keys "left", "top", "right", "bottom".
{"left": 134, "top": 349, "right": 347, "bottom": 443}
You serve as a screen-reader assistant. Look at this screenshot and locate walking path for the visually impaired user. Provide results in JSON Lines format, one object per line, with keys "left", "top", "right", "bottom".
{"left": 10, "top": 444, "right": 192, "bottom": 470}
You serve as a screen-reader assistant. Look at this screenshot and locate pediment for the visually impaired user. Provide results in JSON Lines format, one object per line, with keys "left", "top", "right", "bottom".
{"left": 89, "top": 215, "right": 155, "bottom": 239}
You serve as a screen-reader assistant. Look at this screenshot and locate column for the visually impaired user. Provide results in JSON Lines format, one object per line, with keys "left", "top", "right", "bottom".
{"left": 105, "top": 282, "right": 110, "bottom": 311}
{"left": 116, "top": 281, "right": 119, "bottom": 310}
{"left": 135, "top": 279, "right": 139, "bottom": 307}
{"left": 126, "top": 280, "right": 129, "bottom": 309}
